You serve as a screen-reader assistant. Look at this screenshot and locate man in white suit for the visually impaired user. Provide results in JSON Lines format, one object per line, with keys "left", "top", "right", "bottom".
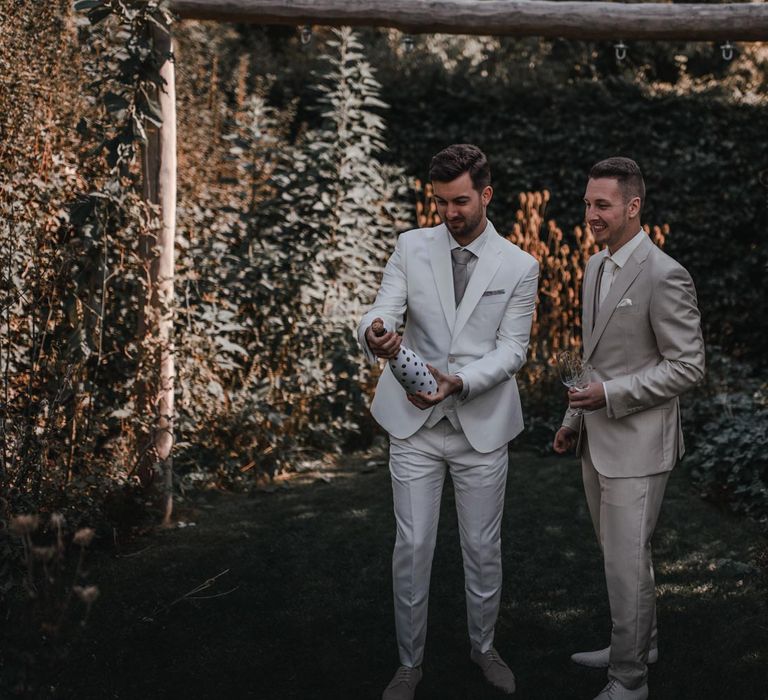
{"left": 358, "top": 144, "right": 539, "bottom": 700}
{"left": 554, "top": 157, "right": 705, "bottom": 700}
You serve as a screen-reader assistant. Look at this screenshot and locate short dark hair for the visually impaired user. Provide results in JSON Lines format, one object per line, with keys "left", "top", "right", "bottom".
{"left": 429, "top": 144, "right": 491, "bottom": 191}
{"left": 589, "top": 157, "right": 645, "bottom": 210}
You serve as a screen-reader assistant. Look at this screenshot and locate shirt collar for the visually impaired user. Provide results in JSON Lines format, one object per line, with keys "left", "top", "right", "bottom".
{"left": 447, "top": 220, "right": 491, "bottom": 256}
{"left": 608, "top": 230, "right": 645, "bottom": 269}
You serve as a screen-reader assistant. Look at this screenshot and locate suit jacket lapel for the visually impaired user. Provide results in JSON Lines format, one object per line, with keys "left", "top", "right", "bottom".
{"left": 585, "top": 236, "right": 653, "bottom": 362}
{"left": 453, "top": 226, "right": 503, "bottom": 338}
{"left": 428, "top": 225, "right": 457, "bottom": 330}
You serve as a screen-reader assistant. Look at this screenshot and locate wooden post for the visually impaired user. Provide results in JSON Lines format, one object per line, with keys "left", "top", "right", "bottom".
{"left": 140, "top": 23, "right": 177, "bottom": 526}
{"left": 169, "top": 0, "right": 768, "bottom": 41}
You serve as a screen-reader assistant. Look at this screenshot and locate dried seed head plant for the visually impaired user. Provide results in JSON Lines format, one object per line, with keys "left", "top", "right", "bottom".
{"left": 3, "top": 512, "right": 100, "bottom": 695}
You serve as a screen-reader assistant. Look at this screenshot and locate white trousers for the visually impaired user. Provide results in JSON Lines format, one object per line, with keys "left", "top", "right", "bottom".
{"left": 388, "top": 419, "right": 509, "bottom": 667}
{"left": 582, "top": 434, "right": 668, "bottom": 690}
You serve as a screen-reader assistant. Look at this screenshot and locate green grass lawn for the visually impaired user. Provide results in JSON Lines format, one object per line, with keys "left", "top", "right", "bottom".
{"left": 53, "top": 446, "right": 767, "bottom": 699}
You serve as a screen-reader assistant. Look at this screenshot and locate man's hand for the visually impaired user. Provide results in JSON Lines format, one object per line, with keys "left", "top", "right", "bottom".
{"left": 365, "top": 317, "right": 402, "bottom": 360}
{"left": 407, "top": 364, "right": 463, "bottom": 410}
{"left": 553, "top": 426, "right": 578, "bottom": 454}
{"left": 568, "top": 381, "right": 607, "bottom": 412}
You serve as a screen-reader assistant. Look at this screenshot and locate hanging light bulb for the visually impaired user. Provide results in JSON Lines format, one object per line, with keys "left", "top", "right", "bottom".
{"left": 614, "top": 41, "right": 628, "bottom": 62}
{"left": 300, "top": 24, "right": 312, "bottom": 46}
{"left": 720, "top": 41, "right": 734, "bottom": 61}
{"left": 402, "top": 35, "right": 414, "bottom": 53}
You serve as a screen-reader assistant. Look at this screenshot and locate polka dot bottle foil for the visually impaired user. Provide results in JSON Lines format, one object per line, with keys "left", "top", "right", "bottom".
{"left": 389, "top": 345, "right": 437, "bottom": 396}
{"left": 370, "top": 318, "right": 437, "bottom": 396}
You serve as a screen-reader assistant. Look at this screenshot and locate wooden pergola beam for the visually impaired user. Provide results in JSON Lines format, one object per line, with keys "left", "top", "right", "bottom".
{"left": 169, "top": 0, "right": 768, "bottom": 41}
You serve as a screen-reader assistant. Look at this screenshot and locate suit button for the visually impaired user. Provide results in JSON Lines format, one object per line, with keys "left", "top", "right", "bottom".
{"left": 448, "top": 356, "right": 456, "bottom": 364}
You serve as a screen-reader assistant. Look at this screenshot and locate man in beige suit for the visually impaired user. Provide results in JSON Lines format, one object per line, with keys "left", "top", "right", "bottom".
{"left": 553, "top": 157, "right": 705, "bottom": 700}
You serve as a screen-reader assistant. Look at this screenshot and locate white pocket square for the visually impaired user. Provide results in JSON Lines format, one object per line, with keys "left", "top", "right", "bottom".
{"left": 616, "top": 298, "right": 633, "bottom": 308}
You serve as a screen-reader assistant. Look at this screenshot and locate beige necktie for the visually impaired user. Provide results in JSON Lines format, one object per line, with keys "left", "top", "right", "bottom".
{"left": 599, "top": 257, "right": 617, "bottom": 305}
{"left": 451, "top": 248, "right": 474, "bottom": 306}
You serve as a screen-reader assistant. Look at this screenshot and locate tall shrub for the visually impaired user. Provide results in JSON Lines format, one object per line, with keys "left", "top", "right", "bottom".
{"left": 173, "top": 27, "right": 408, "bottom": 480}
{"left": 0, "top": 0, "right": 158, "bottom": 511}
{"left": 266, "top": 27, "right": 409, "bottom": 450}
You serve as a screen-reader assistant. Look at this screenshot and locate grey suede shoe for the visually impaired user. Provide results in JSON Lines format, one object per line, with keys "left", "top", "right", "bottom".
{"left": 593, "top": 679, "right": 649, "bottom": 700}
{"left": 470, "top": 647, "right": 516, "bottom": 694}
{"left": 382, "top": 665, "right": 422, "bottom": 700}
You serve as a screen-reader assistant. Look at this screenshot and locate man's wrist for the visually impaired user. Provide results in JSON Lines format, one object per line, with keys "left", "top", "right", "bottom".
{"left": 450, "top": 374, "right": 466, "bottom": 398}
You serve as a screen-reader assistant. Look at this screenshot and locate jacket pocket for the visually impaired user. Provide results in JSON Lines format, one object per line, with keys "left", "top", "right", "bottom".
{"left": 614, "top": 304, "right": 640, "bottom": 316}
{"left": 477, "top": 295, "right": 507, "bottom": 306}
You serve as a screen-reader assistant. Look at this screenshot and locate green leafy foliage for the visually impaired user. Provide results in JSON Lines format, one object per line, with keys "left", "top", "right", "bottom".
{"left": 0, "top": 0, "right": 175, "bottom": 515}
{"left": 684, "top": 353, "right": 768, "bottom": 526}
{"left": 172, "top": 27, "right": 409, "bottom": 482}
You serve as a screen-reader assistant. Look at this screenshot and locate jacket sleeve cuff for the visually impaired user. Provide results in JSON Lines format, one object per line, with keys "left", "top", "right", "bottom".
{"left": 455, "top": 372, "right": 470, "bottom": 401}
{"left": 603, "top": 381, "right": 613, "bottom": 418}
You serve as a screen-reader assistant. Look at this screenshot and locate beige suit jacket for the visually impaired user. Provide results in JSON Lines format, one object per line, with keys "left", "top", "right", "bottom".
{"left": 562, "top": 234, "right": 705, "bottom": 477}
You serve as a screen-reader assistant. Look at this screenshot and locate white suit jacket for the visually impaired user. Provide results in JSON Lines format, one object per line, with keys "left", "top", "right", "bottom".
{"left": 358, "top": 222, "right": 539, "bottom": 454}
{"left": 563, "top": 234, "right": 705, "bottom": 477}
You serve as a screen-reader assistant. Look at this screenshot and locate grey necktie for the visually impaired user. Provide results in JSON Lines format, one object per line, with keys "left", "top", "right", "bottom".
{"left": 452, "top": 248, "right": 474, "bottom": 306}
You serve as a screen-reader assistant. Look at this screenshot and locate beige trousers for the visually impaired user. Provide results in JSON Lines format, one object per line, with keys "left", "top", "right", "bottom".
{"left": 389, "top": 418, "right": 508, "bottom": 667}
{"left": 582, "top": 434, "right": 668, "bottom": 690}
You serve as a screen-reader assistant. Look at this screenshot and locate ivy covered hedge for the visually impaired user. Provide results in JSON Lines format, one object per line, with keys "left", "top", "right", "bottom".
{"left": 683, "top": 354, "right": 768, "bottom": 527}
{"left": 371, "top": 43, "right": 768, "bottom": 364}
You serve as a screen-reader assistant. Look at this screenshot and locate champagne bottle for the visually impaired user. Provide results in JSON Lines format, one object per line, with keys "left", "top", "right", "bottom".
{"left": 371, "top": 320, "right": 438, "bottom": 396}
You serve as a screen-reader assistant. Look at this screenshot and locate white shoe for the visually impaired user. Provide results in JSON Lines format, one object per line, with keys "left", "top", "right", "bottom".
{"left": 593, "top": 679, "right": 649, "bottom": 700}
{"left": 571, "top": 646, "right": 658, "bottom": 668}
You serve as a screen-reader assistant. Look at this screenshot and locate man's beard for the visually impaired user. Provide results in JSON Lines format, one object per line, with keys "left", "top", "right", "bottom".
{"left": 446, "top": 209, "right": 483, "bottom": 238}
